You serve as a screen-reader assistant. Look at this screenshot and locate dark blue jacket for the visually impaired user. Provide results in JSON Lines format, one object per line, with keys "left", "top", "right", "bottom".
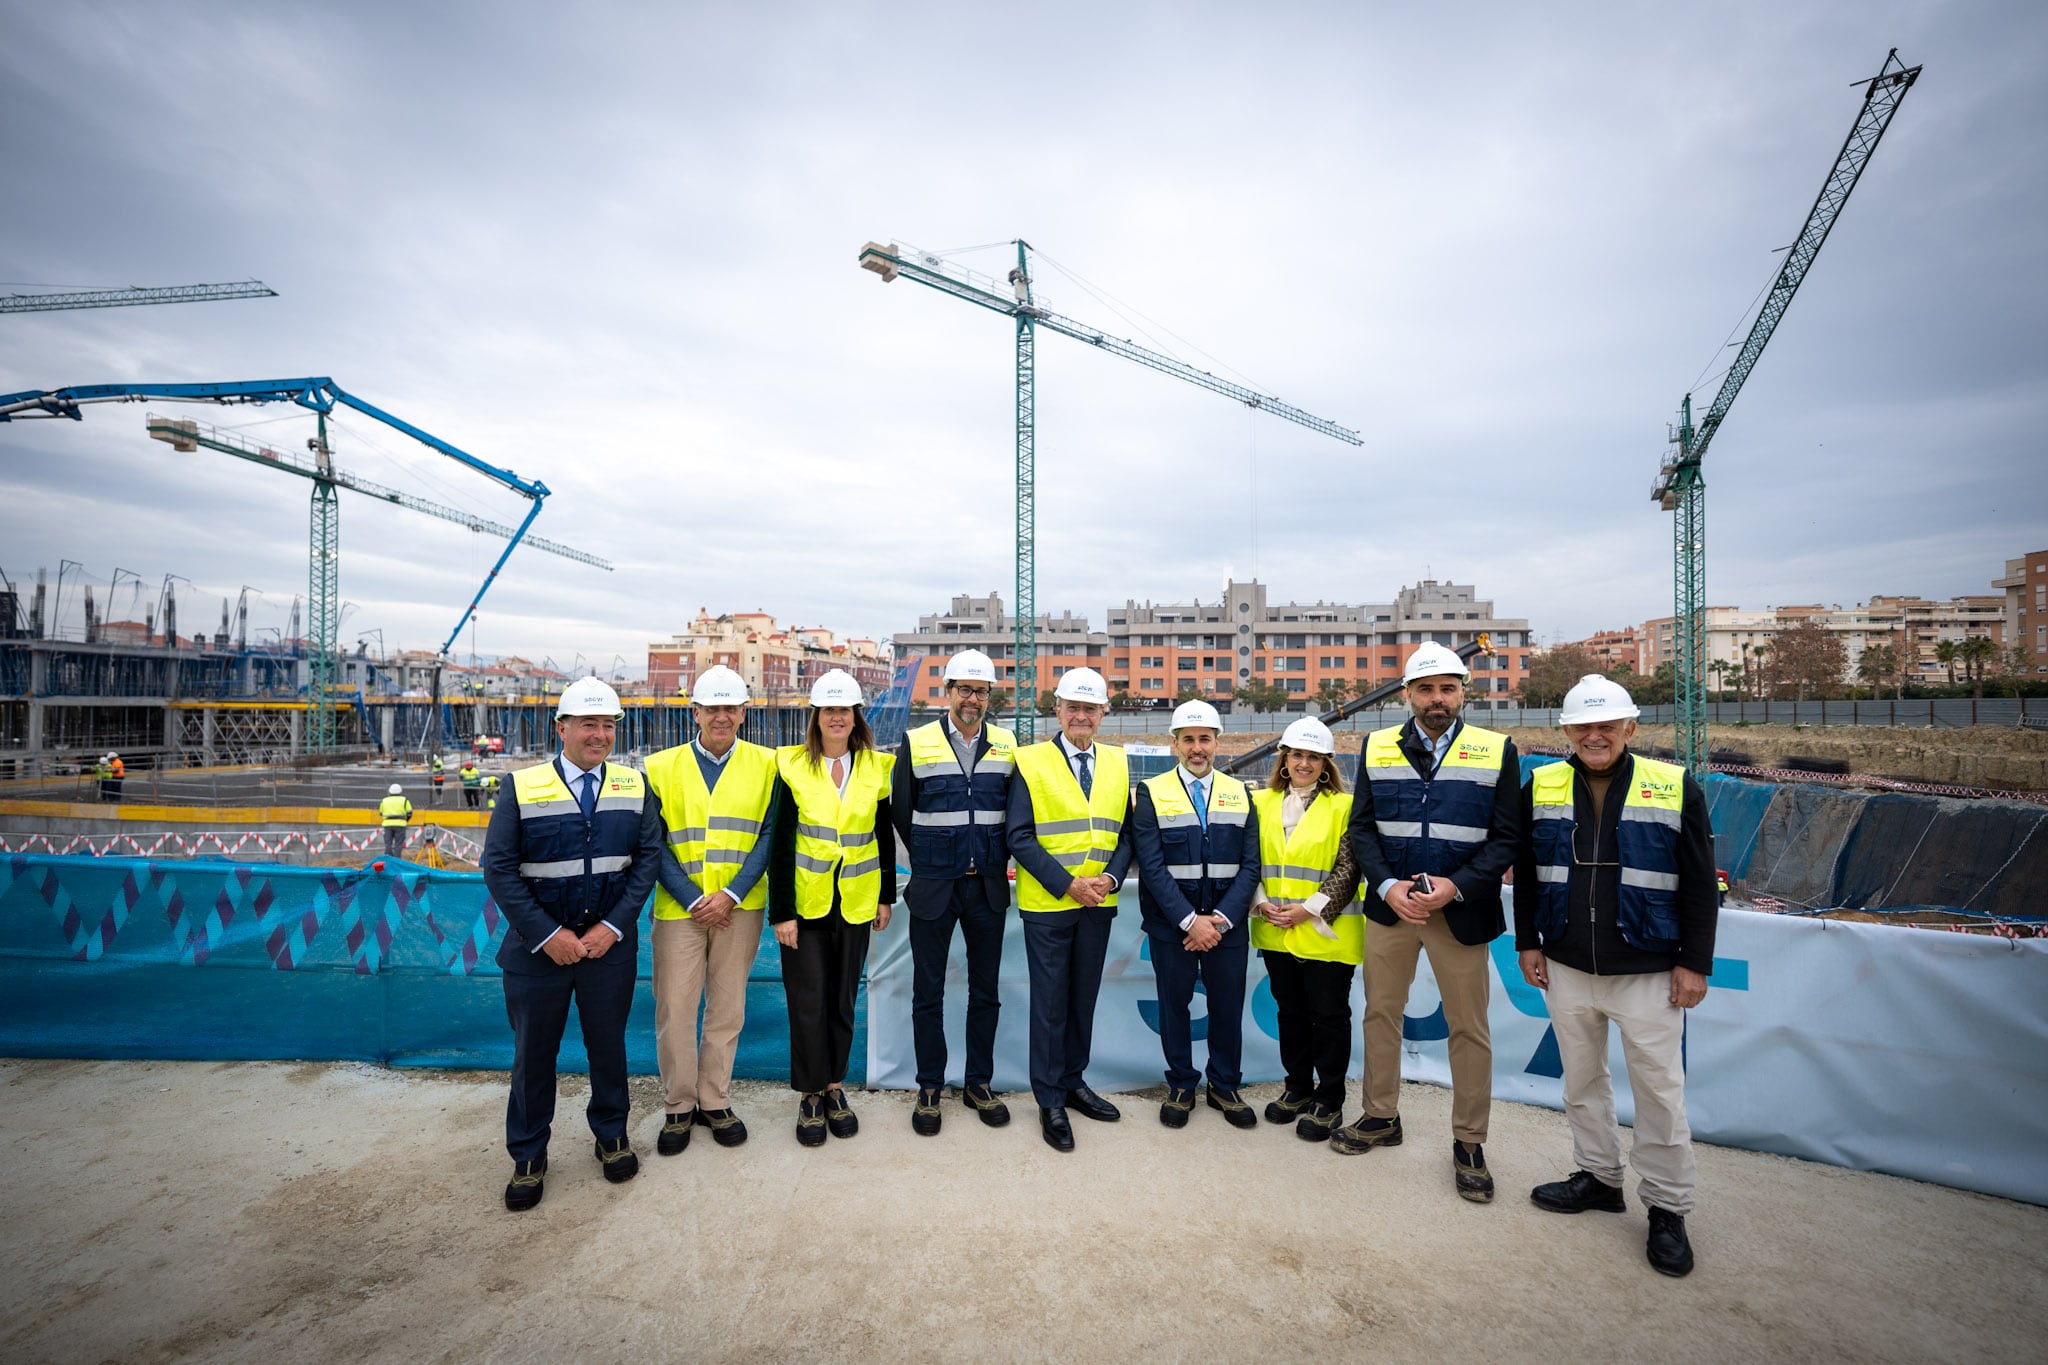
{"left": 891, "top": 722, "right": 1013, "bottom": 919}
{"left": 1131, "top": 772, "right": 1261, "bottom": 944}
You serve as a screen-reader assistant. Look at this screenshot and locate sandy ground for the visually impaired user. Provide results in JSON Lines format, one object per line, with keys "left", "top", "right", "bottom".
{"left": 2, "top": 1061, "right": 2043, "bottom": 1363}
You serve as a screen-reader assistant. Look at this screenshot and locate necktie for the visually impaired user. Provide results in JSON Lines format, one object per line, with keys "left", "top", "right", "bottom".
{"left": 578, "top": 771, "right": 597, "bottom": 819}
{"left": 1191, "top": 776, "right": 1208, "bottom": 828}
{"left": 1074, "top": 750, "right": 1092, "bottom": 798}
{"left": 831, "top": 756, "right": 846, "bottom": 790}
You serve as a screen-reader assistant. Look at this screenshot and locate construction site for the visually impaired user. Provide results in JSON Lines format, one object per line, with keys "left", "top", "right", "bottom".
{"left": 3, "top": 20, "right": 2045, "bottom": 1365}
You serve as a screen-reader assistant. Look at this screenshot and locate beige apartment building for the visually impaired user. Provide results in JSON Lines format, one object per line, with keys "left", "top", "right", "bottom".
{"left": 649, "top": 610, "right": 890, "bottom": 704}
{"left": 888, "top": 592, "right": 1107, "bottom": 703}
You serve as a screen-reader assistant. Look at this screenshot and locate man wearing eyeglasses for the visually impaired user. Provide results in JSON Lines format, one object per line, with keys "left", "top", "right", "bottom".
{"left": 891, "top": 650, "right": 1018, "bottom": 1136}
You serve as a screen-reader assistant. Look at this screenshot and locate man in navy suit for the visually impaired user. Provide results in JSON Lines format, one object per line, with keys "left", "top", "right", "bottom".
{"left": 1131, "top": 699, "right": 1263, "bottom": 1130}
{"left": 482, "top": 676, "right": 664, "bottom": 1212}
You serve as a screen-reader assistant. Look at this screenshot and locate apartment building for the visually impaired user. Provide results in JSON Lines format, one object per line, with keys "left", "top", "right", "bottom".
{"left": 650, "top": 610, "right": 891, "bottom": 703}
{"left": 888, "top": 592, "right": 1108, "bottom": 702}
{"left": 1994, "top": 550, "right": 2048, "bottom": 675}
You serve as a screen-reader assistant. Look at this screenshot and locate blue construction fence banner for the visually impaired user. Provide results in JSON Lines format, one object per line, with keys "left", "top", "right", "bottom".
{"left": 867, "top": 897, "right": 2048, "bottom": 1206}
{"left": 0, "top": 855, "right": 837, "bottom": 1082}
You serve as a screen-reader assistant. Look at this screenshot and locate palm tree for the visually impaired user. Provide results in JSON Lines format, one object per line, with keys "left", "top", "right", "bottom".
{"left": 1707, "top": 659, "right": 1732, "bottom": 701}
{"left": 1960, "top": 635, "right": 1998, "bottom": 698}
{"left": 1935, "top": 639, "right": 1958, "bottom": 686}
{"left": 1856, "top": 644, "right": 1899, "bottom": 701}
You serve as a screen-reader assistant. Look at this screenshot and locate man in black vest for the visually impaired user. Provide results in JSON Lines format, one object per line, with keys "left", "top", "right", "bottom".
{"left": 890, "top": 649, "right": 1016, "bottom": 1136}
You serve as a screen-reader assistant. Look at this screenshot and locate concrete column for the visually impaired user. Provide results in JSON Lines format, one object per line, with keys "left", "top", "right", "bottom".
{"left": 379, "top": 706, "right": 395, "bottom": 754}
{"left": 289, "top": 709, "right": 303, "bottom": 759}
{"left": 202, "top": 707, "right": 217, "bottom": 767}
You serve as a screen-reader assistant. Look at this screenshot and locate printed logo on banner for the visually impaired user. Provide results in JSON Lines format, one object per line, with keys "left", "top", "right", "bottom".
{"left": 1133, "top": 935, "right": 1209, "bottom": 1040}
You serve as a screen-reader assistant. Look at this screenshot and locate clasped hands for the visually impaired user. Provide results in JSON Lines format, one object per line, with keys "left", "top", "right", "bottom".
{"left": 542, "top": 922, "right": 619, "bottom": 965}
{"left": 1384, "top": 875, "right": 1457, "bottom": 924}
{"left": 1064, "top": 873, "right": 1118, "bottom": 908}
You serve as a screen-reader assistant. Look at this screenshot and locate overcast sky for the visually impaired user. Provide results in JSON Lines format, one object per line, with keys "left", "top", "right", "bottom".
{"left": 3, "top": 1, "right": 2042, "bottom": 671}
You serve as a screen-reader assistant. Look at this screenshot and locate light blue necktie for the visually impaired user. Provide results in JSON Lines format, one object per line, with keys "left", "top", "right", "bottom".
{"left": 1074, "top": 750, "right": 1093, "bottom": 798}
{"left": 1190, "top": 775, "right": 1208, "bottom": 828}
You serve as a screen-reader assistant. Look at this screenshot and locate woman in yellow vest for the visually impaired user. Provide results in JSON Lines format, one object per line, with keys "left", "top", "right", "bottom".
{"left": 1250, "top": 717, "right": 1361, "bottom": 1142}
{"left": 770, "top": 668, "right": 897, "bottom": 1147}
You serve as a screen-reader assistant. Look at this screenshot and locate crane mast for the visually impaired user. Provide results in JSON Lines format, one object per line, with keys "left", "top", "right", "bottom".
{"left": 862, "top": 239, "right": 1360, "bottom": 737}
{"left": 1652, "top": 49, "right": 1919, "bottom": 772}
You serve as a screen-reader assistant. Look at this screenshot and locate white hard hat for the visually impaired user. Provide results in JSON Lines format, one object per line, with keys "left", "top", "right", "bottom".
{"left": 943, "top": 649, "right": 997, "bottom": 684}
{"left": 388, "top": 783, "right": 404, "bottom": 795}
{"left": 1403, "top": 642, "right": 1469, "bottom": 684}
{"left": 1279, "top": 716, "right": 1335, "bottom": 755}
{"left": 1053, "top": 667, "right": 1109, "bottom": 705}
{"left": 809, "top": 668, "right": 864, "bottom": 707}
{"left": 691, "top": 665, "right": 749, "bottom": 705}
{"left": 557, "top": 675, "right": 625, "bottom": 717}
{"left": 1170, "top": 699, "right": 1222, "bottom": 732}
{"left": 1559, "top": 674, "right": 1641, "bottom": 725}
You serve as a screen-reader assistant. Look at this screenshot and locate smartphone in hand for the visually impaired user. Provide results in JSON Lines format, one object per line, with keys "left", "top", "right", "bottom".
{"left": 1412, "top": 873, "right": 1434, "bottom": 896}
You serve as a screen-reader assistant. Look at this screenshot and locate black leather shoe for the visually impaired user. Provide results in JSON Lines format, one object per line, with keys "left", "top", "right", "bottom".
{"left": 1530, "top": 1169, "right": 1627, "bottom": 1214}
{"left": 912, "top": 1087, "right": 942, "bottom": 1137}
{"left": 1647, "top": 1207, "right": 1695, "bottom": 1276}
{"left": 657, "top": 1111, "right": 693, "bottom": 1156}
{"left": 1159, "top": 1087, "right": 1195, "bottom": 1128}
{"left": 1065, "top": 1086, "right": 1121, "bottom": 1122}
{"left": 1295, "top": 1102, "right": 1341, "bottom": 1142}
{"left": 1039, "top": 1105, "right": 1074, "bottom": 1152}
{"left": 1264, "top": 1087, "right": 1313, "bottom": 1124}
{"left": 594, "top": 1137, "right": 638, "bottom": 1184}
{"left": 503, "top": 1157, "right": 545, "bottom": 1212}
{"left": 1454, "top": 1141, "right": 1496, "bottom": 1203}
{"left": 961, "top": 1083, "right": 1012, "bottom": 1127}
{"left": 796, "top": 1094, "right": 827, "bottom": 1147}
{"left": 824, "top": 1087, "right": 858, "bottom": 1138}
{"left": 696, "top": 1107, "right": 748, "bottom": 1148}
{"left": 1205, "top": 1084, "right": 1258, "bottom": 1130}
{"left": 1329, "top": 1114, "right": 1403, "bottom": 1155}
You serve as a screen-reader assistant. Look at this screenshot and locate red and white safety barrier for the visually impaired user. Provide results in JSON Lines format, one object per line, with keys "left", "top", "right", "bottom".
{"left": 0, "top": 827, "right": 485, "bottom": 862}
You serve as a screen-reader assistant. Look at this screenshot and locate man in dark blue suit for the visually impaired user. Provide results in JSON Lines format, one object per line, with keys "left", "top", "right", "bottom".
{"left": 1131, "top": 699, "right": 1263, "bottom": 1130}
{"left": 482, "top": 677, "right": 664, "bottom": 1212}
{"left": 890, "top": 649, "right": 1017, "bottom": 1136}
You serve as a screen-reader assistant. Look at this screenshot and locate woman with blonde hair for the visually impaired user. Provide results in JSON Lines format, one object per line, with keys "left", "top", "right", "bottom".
{"left": 1249, "top": 716, "right": 1361, "bottom": 1142}
{"left": 770, "top": 669, "right": 896, "bottom": 1146}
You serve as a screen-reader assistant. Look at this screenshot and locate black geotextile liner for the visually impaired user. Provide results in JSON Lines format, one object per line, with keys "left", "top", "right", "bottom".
{"left": 1742, "top": 784, "right": 1868, "bottom": 908}
{"left": 1834, "top": 793, "right": 2048, "bottom": 922}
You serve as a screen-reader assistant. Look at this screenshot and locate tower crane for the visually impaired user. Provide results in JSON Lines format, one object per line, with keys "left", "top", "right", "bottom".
{"left": 0, "top": 280, "right": 277, "bottom": 314}
{"left": 1652, "top": 49, "right": 1919, "bottom": 773}
{"left": 0, "top": 377, "right": 611, "bottom": 751}
{"left": 860, "top": 240, "right": 1360, "bottom": 739}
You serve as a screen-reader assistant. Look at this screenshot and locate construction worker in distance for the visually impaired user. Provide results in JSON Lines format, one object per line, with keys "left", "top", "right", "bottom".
{"left": 1249, "top": 716, "right": 1361, "bottom": 1142}
{"left": 485, "top": 773, "right": 501, "bottom": 810}
{"left": 107, "top": 752, "right": 125, "bottom": 803}
{"left": 1517, "top": 674, "right": 1717, "bottom": 1279}
{"left": 890, "top": 647, "right": 1016, "bottom": 1136}
{"left": 1005, "top": 666, "right": 1134, "bottom": 1153}
{"left": 1315, "top": 641, "right": 1522, "bottom": 1204}
{"left": 1132, "top": 698, "right": 1262, "bottom": 1131}
{"left": 460, "top": 757, "right": 483, "bottom": 808}
{"left": 429, "top": 753, "right": 446, "bottom": 806}
{"left": 379, "top": 783, "right": 414, "bottom": 858}
{"left": 481, "top": 676, "right": 663, "bottom": 1213}
{"left": 644, "top": 664, "right": 780, "bottom": 1156}
{"left": 770, "top": 669, "right": 897, "bottom": 1147}
{"left": 93, "top": 753, "right": 112, "bottom": 802}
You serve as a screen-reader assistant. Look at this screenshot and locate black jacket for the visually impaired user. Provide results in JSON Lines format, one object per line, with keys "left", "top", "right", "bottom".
{"left": 768, "top": 772, "right": 897, "bottom": 925}
{"left": 1512, "top": 750, "right": 1718, "bottom": 977}
{"left": 891, "top": 725, "right": 1011, "bottom": 920}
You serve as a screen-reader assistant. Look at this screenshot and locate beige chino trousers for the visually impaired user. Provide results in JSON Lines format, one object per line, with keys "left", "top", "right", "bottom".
{"left": 1361, "top": 912, "right": 1492, "bottom": 1144}
{"left": 652, "top": 911, "right": 762, "bottom": 1113}
{"left": 1544, "top": 959, "right": 1697, "bottom": 1215}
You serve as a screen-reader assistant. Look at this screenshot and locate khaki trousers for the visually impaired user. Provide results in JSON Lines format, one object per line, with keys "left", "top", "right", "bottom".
{"left": 1361, "top": 912, "right": 1492, "bottom": 1144}
{"left": 651, "top": 911, "right": 761, "bottom": 1113}
{"left": 1544, "top": 960, "right": 1697, "bottom": 1215}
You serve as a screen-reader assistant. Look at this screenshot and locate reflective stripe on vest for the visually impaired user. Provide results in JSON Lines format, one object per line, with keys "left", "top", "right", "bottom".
{"left": 1249, "top": 787, "right": 1364, "bottom": 965}
{"left": 1140, "top": 769, "right": 1253, "bottom": 915}
{"left": 776, "top": 746, "right": 895, "bottom": 923}
{"left": 1527, "top": 755, "right": 1687, "bottom": 953}
{"left": 645, "top": 739, "right": 777, "bottom": 919}
{"left": 507, "top": 760, "right": 647, "bottom": 933}
{"left": 1361, "top": 722, "right": 1507, "bottom": 873}
{"left": 1013, "top": 740, "right": 1128, "bottom": 911}
{"left": 904, "top": 720, "right": 1015, "bottom": 878}
{"left": 378, "top": 795, "right": 412, "bottom": 827}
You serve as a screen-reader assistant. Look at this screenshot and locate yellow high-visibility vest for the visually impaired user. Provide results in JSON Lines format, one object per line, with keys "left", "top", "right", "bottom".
{"left": 378, "top": 794, "right": 413, "bottom": 827}
{"left": 775, "top": 746, "right": 895, "bottom": 924}
{"left": 645, "top": 740, "right": 777, "bottom": 919}
{"left": 1249, "top": 787, "right": 1362, "bottom": 965}
{"left": 1012, "top": 740, "right": 1128, "bottom": 912}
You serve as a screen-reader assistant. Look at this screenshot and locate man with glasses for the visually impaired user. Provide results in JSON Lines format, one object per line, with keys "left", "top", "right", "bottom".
{"left": 891, "top": 650, "right": 1017, "bottom": 1136}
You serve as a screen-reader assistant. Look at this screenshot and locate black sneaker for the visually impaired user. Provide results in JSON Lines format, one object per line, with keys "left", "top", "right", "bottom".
{"left": 912, "top": 1087, "right": 942, "bottom": 1136}
{"left": 656, "top": 1111, "right": 693, "bottom": 1156}
{"left": 594, "top": 1137, "right": 638, "bottom": 1184}
{"left": 1264, "top": 1087, "right": 1314, "bottom": 1124}
{"left": 1205, "top": 1084, "right": 1257, "bottom": 1130}
{"left": 1454, "top": 1141, "right": 1495, "bottom": 1203}
{"left": 824, "top": 1087, "right": 858, "bottom": 1138}
{"left": 796, "top": 1094, "right": 827, "bottom": 1147}
{"left": 696, "top": 1107, "right": 748, "bottom": 1148}
{"left": 1160, "top": 1086, "right": 1196, "bottom": 1128}
{"left": 1295, "top": 1102, "right": 1341, "bottom": 1142}
{"left": 960, "top": 1083, "right": 1011, "bottom": 1127}
{"left": 1647, "top": 1207, "right": 1695, "bottom": 1277}
{"left": 1328, "top": 1114, "right": 1403, "bottom": 1155}
{"left": 1530, "top": 1169, "right": 1627, "bottom": 1214}
{"left": 503, "top": 1157, "right": 546, "bottom": 1212}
